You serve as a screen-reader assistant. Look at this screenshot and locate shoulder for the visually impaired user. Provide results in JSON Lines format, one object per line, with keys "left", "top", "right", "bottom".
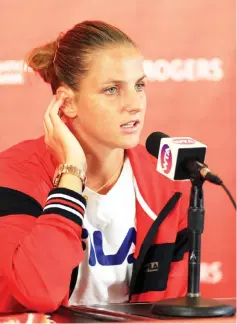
{"left": 0, "top": 136, "right": 54, "bottom": 204}
{"left": 0, "top": 136, "right": 47, "bottom": 161}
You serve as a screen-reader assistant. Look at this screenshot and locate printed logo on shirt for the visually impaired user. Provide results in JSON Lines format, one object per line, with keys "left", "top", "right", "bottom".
{"left": 82, "top": 227, "right": 136, "bottom": 266}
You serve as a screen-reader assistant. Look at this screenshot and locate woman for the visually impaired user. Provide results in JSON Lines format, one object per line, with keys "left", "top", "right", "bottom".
{"left": 0, "top": 20, "right": 189, "bottom": 313}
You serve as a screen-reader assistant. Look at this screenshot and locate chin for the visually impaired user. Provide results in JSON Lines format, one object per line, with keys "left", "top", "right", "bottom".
{"left": 119, "top": 135, "right": 141, "bottom": 149}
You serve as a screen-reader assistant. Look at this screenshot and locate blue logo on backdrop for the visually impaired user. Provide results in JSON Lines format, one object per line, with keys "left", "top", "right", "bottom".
{"left": 82, "top": 227, "right": 136, "bottom": 266}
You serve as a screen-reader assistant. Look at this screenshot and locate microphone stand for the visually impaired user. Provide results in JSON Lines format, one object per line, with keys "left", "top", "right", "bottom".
{"left": 152, "top": 167, "right": 236, "bottom": 318}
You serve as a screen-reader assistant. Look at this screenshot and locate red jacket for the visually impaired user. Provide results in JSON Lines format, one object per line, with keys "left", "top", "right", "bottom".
{"left": 0, "top": 136, "right": 189, "bottom": 313}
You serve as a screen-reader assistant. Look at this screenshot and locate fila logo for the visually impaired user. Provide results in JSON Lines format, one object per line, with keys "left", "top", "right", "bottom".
{"left": 82, "top": 227, "right": 136, "bottom": 266}
{"left": 144, "top": 262, "right": 159, "bottom": 272}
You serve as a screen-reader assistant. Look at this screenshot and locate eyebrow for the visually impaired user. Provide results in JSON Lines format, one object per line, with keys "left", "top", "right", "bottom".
{"left": 102, "top": 74, "right": 147, "bottom": 85}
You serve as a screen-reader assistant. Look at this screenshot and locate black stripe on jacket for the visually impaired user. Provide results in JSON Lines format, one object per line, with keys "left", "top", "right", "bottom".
{"left": 129, "top": 192, "right": 189, "bottom": 296}
{"left": 0, "top": 186, "right": 83, "bottom": 299}
{"left": 0, "top": 187, "right": 43, "bottom": 217}
{"left": 130, "top": 229, "right": 188, "bottom": 294}
{"left": 172, "top": 227, "right": 189, "bottom": 262}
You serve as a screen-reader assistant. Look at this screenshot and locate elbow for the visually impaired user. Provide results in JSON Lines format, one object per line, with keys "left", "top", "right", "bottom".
{"left": 26, "top": 297, "right": 62, "bottom": 313}
{"left": 11, "top": 291, "right": 65, "bottom": 313}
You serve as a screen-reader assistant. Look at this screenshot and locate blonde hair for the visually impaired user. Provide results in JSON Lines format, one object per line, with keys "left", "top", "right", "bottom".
{"left": 26, "top": 20, "right": 136, "bottom": 94}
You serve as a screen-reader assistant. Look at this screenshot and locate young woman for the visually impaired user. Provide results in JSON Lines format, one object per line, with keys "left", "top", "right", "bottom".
{"left": 0, "top": 20, "right": 189, "bottom": 313}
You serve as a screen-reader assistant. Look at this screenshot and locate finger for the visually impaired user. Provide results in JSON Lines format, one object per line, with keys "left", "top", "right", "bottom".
{"left": 43, "top": 119, "right": 50, "bottom": 135}
{"left": 43, "top": 121, "right": 50, "bottom": 150}
{"left": 44, "top": 112, "right": 53, "bottom": 134}
{"left": 49, "top": 95, "right": 66, "bottom": 126}
{"left": 44, "top": 96, "right": 57, "bottom": 131}
{"left": 44, "top": 95, "right": 57, "bottom": 119}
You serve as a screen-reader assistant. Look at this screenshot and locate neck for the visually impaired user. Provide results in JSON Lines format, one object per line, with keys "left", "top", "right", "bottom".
{"left": 86, "top": 147, "right": 125, "bottom": 179}
{"left": 68, "top": 124, "right": 125, "bottom": 193}
{"left": 86, "top": 147, "right": 125, "bottom": 194}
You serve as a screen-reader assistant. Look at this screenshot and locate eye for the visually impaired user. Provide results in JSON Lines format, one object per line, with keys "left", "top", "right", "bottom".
{"left": 135, "top": 82, "right": 145, "bottom": 92}
{"left": 104, "top": 86, "right": 118, "bottom": 94}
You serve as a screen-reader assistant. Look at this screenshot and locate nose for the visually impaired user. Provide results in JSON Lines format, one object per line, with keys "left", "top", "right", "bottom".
{"left": 122, "top": 90, "right": 145, "bottom": 114}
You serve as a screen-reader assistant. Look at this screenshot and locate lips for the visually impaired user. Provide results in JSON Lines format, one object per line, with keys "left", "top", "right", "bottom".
{"left": 120, "top": 120, "right": 139, "bottom": 128}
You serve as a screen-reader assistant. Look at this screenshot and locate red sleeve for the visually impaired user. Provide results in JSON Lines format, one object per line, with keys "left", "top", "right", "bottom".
{"left": 164, "top": 181, "right": 190, "bottom": 299}
{"left": 0, "top": 157, "right": 86, "bottom": 313}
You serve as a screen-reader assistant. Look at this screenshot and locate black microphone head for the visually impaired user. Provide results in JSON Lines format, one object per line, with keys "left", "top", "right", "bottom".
{"left": 145, "top": 132, "right": 169, "bottom": 158}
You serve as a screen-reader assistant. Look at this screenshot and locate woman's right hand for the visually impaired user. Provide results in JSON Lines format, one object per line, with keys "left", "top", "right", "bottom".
{"left": 43, "top": 94, "right": 87, "bottom": 171}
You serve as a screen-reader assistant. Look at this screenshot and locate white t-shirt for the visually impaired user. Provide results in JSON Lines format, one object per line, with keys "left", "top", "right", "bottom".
{"left": 69, "top": 156, "right": 136, "bottom": 306}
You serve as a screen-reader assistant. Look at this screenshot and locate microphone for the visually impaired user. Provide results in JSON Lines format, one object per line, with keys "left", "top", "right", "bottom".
{"left": 145, "top": 132, "right": 236, "bottom": 318}
{"left": 146, "top": 132, "right": 222, "bottom": 185}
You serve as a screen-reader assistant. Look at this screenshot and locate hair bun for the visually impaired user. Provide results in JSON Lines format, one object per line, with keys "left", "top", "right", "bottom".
{"left": 25, "top": 40, "right": 57, "bottom": 84}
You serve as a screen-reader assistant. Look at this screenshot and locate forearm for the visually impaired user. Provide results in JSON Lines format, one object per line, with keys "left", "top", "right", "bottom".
{"left": 0, "top": 187, "right": 86, "bottom": 312}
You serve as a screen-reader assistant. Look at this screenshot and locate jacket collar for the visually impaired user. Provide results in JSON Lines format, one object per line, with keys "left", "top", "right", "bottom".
{"left": 127, "top": 144, "right": 175, "bottom": 216}
{"left": 127, "top": 144, "right": 182, "bottom": 258}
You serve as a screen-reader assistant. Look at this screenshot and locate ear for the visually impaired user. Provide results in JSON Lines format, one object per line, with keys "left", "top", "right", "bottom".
{"left": 56, "top": 86, "right": 78, "bottom": 119}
